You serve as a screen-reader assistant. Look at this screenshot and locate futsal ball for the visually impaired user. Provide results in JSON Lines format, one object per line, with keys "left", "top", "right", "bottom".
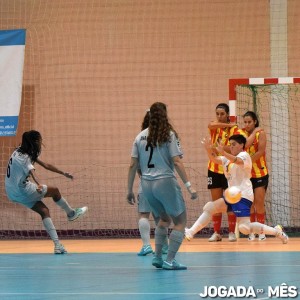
{"left": 224, "top": 186, "right": 242, "bottom": 204}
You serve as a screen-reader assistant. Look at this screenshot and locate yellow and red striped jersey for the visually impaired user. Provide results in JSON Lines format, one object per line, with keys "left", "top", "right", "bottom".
{"left": 208, "top": 125, "right": 246, "bottom": 174}
{"left": 245, "top": 130, "right": 268, "bottom": 178}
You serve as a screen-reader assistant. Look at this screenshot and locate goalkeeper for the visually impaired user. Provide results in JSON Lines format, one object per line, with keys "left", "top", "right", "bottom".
{"left": 185, "top": 134, "right": 288, "bottom": 244}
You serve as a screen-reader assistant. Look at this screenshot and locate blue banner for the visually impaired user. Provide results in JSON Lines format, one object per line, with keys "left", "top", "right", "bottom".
{"left": 0, "top": 29, "right": 26, "bottom": 136}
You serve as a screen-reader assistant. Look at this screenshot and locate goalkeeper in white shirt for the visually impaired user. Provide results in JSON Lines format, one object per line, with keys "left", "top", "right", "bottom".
{"left": 185, "top": 134, "right": 288, "bottom": 244}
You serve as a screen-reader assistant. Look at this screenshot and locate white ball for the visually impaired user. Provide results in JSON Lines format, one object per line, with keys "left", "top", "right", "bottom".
{"left": 224, "top": 186, "right": 242, "bottom": 204}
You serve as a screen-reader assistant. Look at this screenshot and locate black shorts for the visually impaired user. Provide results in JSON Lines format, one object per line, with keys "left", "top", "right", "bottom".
{"left": 207, "top": 169, "right": 228, "bottom": 190}
{"left": 251, "top": 174, "right": 269, "bottom": 190}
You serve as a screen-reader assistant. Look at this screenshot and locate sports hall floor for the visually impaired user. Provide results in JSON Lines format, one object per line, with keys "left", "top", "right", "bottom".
{"left": 0, "top": 237, "right": 299, "bottom": 300}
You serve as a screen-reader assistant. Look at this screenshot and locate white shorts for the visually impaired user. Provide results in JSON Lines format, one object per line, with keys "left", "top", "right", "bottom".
{"left": 6, "top": 182, "right": 48, "bottom": 209}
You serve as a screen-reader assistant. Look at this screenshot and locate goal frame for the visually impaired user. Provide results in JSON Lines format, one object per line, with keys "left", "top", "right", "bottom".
{"left": 229, "top": 76, "right": 300, "bottom": 234}
{"left": 228, "top": 77, "right": 300, "bottom": 122}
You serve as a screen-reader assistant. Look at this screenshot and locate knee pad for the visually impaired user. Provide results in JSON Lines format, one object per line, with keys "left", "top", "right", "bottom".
{"left": 203, "top": 201, "right": 216, "bottom": 215}
{"left": 238, "top": 221, "right": 251, "bottom": 235}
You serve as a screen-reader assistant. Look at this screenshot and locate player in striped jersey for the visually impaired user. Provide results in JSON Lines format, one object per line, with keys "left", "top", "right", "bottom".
{"left": 127, "top": 102, "right": 198, "bottom": 270}
{"left": 207, "top": 103, "right": 245, "bottom": 242}
{"left": 243, "top": 111, "right": 269, "bottom": 241}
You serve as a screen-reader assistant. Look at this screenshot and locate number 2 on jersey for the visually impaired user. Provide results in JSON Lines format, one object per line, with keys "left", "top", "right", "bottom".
{"left": 145, "top": 145, "right": 155, "bottom": 168}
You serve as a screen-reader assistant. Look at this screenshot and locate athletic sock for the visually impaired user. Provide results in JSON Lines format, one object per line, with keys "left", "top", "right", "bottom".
{"left": 250, "top": 212, "right": 256, "bottom": 222}
{"left": 56, "top": 197, "right": 74, "bottom": 217}
{"left": 212, "top": 214, "right": 222, "bottom": 233}
{"left": 228, "top": 213, "right": 236, "bottom": 233}
{"left": 155, "top": 226, "right": 168, "bottom": 257}
{"left": 138, "top": 218, "right": 151, "bottom": 246}
{"left": 42, "top": 217, "right": 59, "bottom": 245}
{"left": 189, "top": 211, "right": 211, "bottom": 235}
{"left": 250, "top": 222, "right": 277, "bottom": 236}
{"left": 256, "top": 213, "right": 265, "bottom": 224}
{"left": 166, "top": 230, "right": 184, "bottom": 262}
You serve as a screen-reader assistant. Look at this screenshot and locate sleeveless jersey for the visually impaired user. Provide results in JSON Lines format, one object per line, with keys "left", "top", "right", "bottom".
{"left": 245, "top": 130, "right": 268, "bottom": 178}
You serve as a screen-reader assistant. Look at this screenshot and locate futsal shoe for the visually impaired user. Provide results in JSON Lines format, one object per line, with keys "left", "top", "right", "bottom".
{"left": 68, "top": 206, "right": 88, "bottom": 221}
{"left": 54, "top": 243, "right": 67, "bottom": 254}
{"left": 228, "top": 232, "right": 237, "bottom": 242}
{"left": 248, "top": 233, "right": 256, "bottom": 241}
{"left": 258, "top": 234, "right": 266, "bottom": 241}
{"left": 162, "top": 259, "right": 187, "bottom": 270}
{"left": 275, "top": 225, "right": 289, "bottom": 244}
{"left": 137, "top": 245, "right": 153, "bottom": 256}
{"left": 208, "top": 232, "right": 222, "bottom": 242}
{"left": 184, "top": 228, "right": 194, "bottom": 241}
{"left": 152, "top": 256, "right": 163, "bottom": 268}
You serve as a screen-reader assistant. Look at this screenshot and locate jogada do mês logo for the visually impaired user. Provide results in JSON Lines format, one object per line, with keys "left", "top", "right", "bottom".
{"left": 199, "top": 283, "right": 298, "bottom": 298}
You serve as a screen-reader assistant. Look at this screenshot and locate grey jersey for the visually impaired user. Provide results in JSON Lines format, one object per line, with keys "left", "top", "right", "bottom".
{"left": 131, "top": 128, "right": 183, "bottom": 180}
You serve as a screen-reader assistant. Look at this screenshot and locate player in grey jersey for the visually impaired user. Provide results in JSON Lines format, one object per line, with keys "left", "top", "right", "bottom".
{"left": 127, "top": 102, "right": 198, "bottom": 270}
{"left": 5, "top": 130, "right": 88, "bottom": 254}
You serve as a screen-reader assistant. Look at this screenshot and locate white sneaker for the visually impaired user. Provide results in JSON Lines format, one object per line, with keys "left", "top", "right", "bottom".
{"left": 208, "top": 232, "right": 222, "bottom": 242}
{"left": 185, "top": 228, "right": 194, "bottom": 241}
{"left": 228, "top": 232, "right": 237, "bottom": 242}
{"left": 248, "top": 233, "right": 256, "bottom": 241}
{"left": 258, "top": 234, "right": 266, "bottom": 241}
{"left": 275, "top": 225, "right": 289, "bottom": 244}
{"left": 68, "top": 206, "right": 88, "bottom": 221}
{"left": 54, "top": 243, "right": 67, "bottom": 254}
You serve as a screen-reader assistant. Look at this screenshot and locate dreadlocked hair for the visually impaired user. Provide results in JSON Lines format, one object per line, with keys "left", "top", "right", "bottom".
{"left": 18, "top": 130, "right": 42, "bottom": 163}
{"left": 147, "top": 102, "right": 178, "bottom": 147}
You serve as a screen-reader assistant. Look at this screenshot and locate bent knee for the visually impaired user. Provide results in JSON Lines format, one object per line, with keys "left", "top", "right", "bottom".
{"left": 238, "top": 223, "right": 250, "bottom": 235}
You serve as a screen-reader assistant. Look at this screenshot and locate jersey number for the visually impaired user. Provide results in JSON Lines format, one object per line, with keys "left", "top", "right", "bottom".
{"left": 145, "top": 145, "right": 155, "bottom": 168}
{"left": 6, "top": 157, "right": 12, "bottom": 178}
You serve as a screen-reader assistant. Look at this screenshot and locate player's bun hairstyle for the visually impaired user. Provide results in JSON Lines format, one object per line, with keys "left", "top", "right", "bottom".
{"left": 147, "top": 102, "right": 178, "bottom": 147}
{"left": 243, "top": 111, "right": 260, "bottom": 127}
{"left": 18, "top": 130, "right": 42, "bottom": 163}
{"left": 229, "top": 134, "right": 247, "bottom": 149}
{"left": 216, "top": 103, "right": 230, "bottom": 114}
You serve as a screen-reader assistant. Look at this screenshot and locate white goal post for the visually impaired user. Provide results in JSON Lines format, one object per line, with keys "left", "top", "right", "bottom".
{"left": 229, "top": 77, "right": 300, "bottom": 236}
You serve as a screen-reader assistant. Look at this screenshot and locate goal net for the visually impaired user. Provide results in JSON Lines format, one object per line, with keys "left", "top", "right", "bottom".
{"left": 229, "top": 77, "right": 300, "bottom": 235}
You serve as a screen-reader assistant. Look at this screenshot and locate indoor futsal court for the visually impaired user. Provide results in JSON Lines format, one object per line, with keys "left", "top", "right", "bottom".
{"left": 1, "top": 0, "right": 300, "bottom": 300}
{"left": 0, "top": 238, "right": 300, "bottom": 299}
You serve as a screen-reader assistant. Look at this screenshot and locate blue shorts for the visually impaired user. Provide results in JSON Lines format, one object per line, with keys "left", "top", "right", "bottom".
{"left": 225, "top": 197, "right": 252, "bottom": 217}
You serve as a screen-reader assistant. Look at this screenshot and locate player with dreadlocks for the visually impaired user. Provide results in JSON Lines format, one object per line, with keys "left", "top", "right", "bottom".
{"left": 5, "top": 130, "right": 88, "bottom": 254}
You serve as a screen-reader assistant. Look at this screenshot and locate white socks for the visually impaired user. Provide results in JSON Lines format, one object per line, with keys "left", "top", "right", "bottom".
{"left": 56, "top": 197, "right": 74, "bottom": 217}
{"left": 189, "top": 211, "right": 211, "bottom": 235}
{"left": 139, "top": 218, "right": 151, "bottom": 246}
{"left": 43, "top": 217, "right": 59, "bottom": 245}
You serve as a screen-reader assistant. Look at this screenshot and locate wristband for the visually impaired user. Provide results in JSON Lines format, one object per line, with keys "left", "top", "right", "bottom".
{"left": 185, "top": 181, "right": 191, "bottom": 188}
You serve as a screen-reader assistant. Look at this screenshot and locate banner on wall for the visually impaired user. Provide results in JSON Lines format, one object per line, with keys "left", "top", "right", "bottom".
{"left": 0, "top": 29, "right": 26, "bottom": 136}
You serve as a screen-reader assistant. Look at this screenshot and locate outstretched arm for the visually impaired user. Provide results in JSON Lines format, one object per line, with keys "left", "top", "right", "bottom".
{"left": 36, "top": 158, "right": 73, "bottom": 179}
{"left": 202, "top": 137, "right": 223, "bottom": 165}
